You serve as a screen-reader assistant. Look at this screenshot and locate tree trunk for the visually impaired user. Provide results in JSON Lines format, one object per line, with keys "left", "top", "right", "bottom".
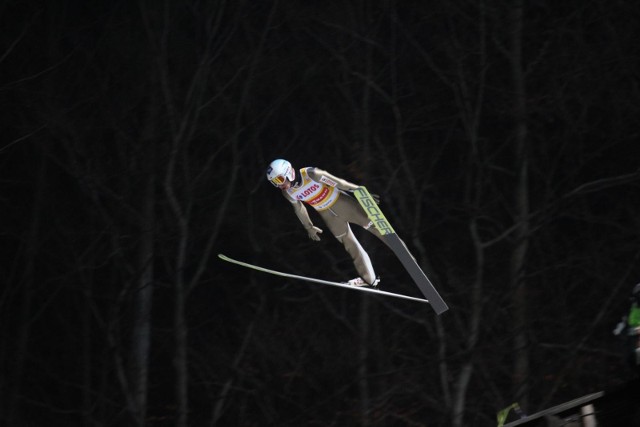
{"left": 7, "top": 146, "right": 47, "bottom": 426}
{"left": 357, "top": 2, "right": 374, "bottom": 424}
{"left": 82, "top": 244, "right": 95, "bottom": 427}
{"left": 163, "top": 141, "right": 190, "bottom": 427}
{"left": 509, "top": 0, "right": 531, "bottom": 408}
{"left": 130, "top": 157, "right": 156, "bottom": 426}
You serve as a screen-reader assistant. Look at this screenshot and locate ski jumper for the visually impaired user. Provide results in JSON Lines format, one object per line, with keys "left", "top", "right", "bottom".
{"left": 283, "top": 167, "right": 384, "bottom": 285}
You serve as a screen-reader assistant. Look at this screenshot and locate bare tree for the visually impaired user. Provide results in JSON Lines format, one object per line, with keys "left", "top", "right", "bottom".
{"left": 508, "top": 0, "right": 531, "bottom": 409}
{"left": 138, "top": 1, "right": 286, "bottom": 425}
{"left": 5, "top": 147, "right": 47, "bottom": 427}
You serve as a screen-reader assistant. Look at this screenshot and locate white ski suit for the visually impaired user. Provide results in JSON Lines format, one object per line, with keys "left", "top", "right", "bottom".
{"left": 282, "top": 167, "right": 383, "bottom": 285}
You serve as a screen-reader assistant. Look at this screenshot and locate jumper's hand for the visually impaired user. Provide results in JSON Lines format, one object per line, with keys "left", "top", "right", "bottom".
{"left": 306, "top": 226, "right": 323, "bottom": 241}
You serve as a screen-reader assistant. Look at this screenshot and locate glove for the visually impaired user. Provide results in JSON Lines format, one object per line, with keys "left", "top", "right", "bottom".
{"left": 306, "top": 226, "right": 323, "bottom": 241}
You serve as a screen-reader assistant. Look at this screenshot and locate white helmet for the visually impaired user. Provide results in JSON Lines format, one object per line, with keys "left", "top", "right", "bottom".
{"left": 266, "top": 159, "right": 295, "bottom": 187}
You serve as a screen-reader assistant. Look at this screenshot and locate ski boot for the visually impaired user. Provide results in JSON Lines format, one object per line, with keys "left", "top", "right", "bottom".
{"left": 347, "top": 277, "right": 380, "bottom": 288}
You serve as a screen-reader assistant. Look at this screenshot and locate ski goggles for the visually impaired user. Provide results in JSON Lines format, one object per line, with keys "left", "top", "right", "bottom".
{"left": 269, "top": 175, "right": 287, "bottom": 186}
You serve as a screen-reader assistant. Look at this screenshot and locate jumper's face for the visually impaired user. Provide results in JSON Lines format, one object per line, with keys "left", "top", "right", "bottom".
{"left": 269, "top": 173, "right": 288, "bottom": 188}
{"left": 268, "top": 173, "right": 292, "bottom": 190}
{"left": 277, "top": 179, "right": 292, "bottom": 190}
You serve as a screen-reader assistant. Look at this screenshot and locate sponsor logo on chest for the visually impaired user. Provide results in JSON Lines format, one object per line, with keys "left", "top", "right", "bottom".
{"left": 296, "top": 183, "right": 320, "bottom": 200}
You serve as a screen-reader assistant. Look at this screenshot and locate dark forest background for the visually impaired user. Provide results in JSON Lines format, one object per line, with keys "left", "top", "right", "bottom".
{"left": 2, "top": 1, "right": 640, "bottom": 426}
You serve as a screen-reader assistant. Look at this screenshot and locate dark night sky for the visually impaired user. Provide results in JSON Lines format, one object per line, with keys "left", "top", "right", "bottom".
{"left": 2, "top": 1, "right": 640, "bottom": 426}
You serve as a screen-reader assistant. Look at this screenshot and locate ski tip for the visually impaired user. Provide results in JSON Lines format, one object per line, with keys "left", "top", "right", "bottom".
{"left": 218, "top": 254, "right": 233, "bottom": 262}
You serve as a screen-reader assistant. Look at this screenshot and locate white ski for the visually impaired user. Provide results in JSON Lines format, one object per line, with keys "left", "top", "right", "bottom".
{"left": 218, "top": 254, "right": 430, "bottom": 305}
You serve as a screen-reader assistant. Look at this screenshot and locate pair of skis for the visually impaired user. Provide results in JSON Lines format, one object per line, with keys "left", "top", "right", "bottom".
{"left": 219, "top": 187, "right": 448, "bottom": 315}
